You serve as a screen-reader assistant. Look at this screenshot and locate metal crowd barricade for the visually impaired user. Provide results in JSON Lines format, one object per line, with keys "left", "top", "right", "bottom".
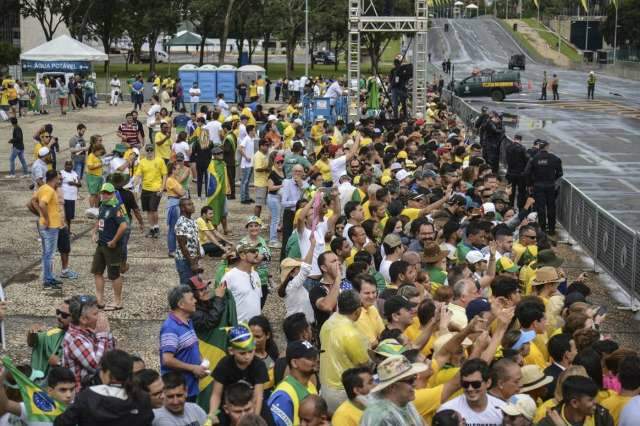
{"left": 444, "top": 90, "right": 640, "bottom": 306}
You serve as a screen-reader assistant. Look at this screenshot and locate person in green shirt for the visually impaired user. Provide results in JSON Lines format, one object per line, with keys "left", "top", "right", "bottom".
{"left": 27, "top": 299, "right": 71, "bottom": 375}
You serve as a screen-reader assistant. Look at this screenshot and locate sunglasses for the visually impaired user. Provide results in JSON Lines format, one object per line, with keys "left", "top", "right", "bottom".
{"left": 56, "top": 309, "right": 70, "bottom": 319}
{"left": 461, "top": 380, "right": 483, "bottom": 389}
{"left": 276, "top": 160, "right": 284, "bottom": 164}
{"left": 523, "top": 234, "right": 537, "bottom": 239}
{"left": 399, "top": 375, "right": 417, "bottom": 385}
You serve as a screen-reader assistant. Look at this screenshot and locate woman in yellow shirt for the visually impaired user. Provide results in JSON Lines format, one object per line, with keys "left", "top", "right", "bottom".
{"left": 286, "top": 98, "right": 299, "bottom": 118}
{"left": 165, "top": 162, "right": 186, "bottom": 257}
{"left": 248, "top": 80, "right": 258, "bottom": 101}
{"left": 86, "top": 137, "right": 105, "bottom": 208}
{"left": 310, "top": 148, "right": 332, "bottom": 182}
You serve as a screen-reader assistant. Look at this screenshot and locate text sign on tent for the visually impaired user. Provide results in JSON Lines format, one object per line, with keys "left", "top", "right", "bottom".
{"left": 21, "top": 60, "right": 91, "bottom": 72}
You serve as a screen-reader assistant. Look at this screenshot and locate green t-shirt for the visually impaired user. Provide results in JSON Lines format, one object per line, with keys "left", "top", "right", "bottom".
{"left": 30, "top": 327, "right": 65, "bottom": 375}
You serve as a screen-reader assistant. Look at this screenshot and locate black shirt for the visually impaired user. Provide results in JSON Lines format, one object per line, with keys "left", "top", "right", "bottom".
{"left": 212, "top": 355, "right": 268, "bottom": 387}
{"left": 505, "top": 141, "right": 529, "bottom": 177}
{"left": 97, "top": 202, "right": 126, "bottom": 245}
{"left": 268, "top": 170, "right": 284, "bottom": 195}
{"left": 525, "top": 151, "right": 563, "bottom": 187}
{"left": 10, "top": 126, "right": 24, "bottom": 150}
{"left": 117, "top": 188, "right": 139, "bottom": 219}
{"left": 309, "top": 284, "right": 333, "bottom": 330}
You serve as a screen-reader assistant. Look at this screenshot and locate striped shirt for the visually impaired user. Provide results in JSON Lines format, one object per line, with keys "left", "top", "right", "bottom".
{"left": 159, "top": 313, "right": 201, "bottom": 397}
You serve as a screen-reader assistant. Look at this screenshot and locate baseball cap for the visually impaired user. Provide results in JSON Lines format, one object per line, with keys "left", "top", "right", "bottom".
{"left": 465, "top": 297, "right": 491, "bottom": 321}
{"left": 373, "top": 339, "right": 407, "bottom": 358}
{"left": 482, "top": 202, "right": 496, "bottom": 214}
{"left": 511, "top": 329, "right": 536, "bottom": 350}
{"left": 395, "top": 169, "right": 412, "bottom": 182}
{"left": 267, "top": 114, "right": 277, "bottom": 121}
{"left": 100, "top": 183, "right": 116, "bottom": 193}
{"left": 384, "top": 295, "right": 416, "bottom": 317}
{"left": 502, "top": 394, "right": 537, "bottom": 421}
{"left": 286, "top": 340, "right": 319, "bottom": 362}
{"left": 415, "top": 118, "right": 425, "bottom": 126}
{"left": 538, "top": 140, "right": 549, "bottom": 148}
{"left": 383, "top": 233, "right": 403, "bottom": 248}
{"left": 145, "top": 144, "right": 155, "bottom": 152}
{"left": 389, "top": 162, "right": 403, "bottom": 171}
{"left": 228, "top": 325, "right": 255, "bottom": 351}
{"left": 38, "top": 147, "right": 50, "bottom": 157}
{"left": 113, "top": 144, "right": 127, "bottom": 153}
{"left": 236, "top": 242, "right": 259, "bottom": 254}
{"left": 245, "top": 216, "right": 263, "bottom": 227}
{"left": 466, "top": 250, "right": 488, "bottom": 264}
{"left": 293, "top": 118, "right": 303, "bottom": 126}
{"left": 189, "top": 276, "right": 211, "bottom": 291}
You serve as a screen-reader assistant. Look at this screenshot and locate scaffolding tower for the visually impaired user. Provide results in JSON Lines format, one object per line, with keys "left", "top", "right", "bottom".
{"left": 348, "top": 0, "right": 429, "bottom": 121}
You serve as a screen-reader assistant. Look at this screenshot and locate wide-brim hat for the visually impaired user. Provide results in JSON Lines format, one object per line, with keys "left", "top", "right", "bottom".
{"left": 423, "top": 242, "right": 447, "bottom": 263}
{"left": 370, "top": 355, "right": 428, "bottom": 393}
{"left": 531, "top": 266, "right": 563, "bottom": 286}
{"left": 280, "top": 258, "right": 302, "bottom": 284}
{"left": 519, "top": 365, "right": 553, "bottom": 393}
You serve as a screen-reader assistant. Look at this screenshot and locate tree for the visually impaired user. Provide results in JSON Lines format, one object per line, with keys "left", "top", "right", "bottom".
{"left": 602, "top": 0, "right": 640, "bottom": 51}
{"left": 219, "top": 0, "right": 237, "bottom": 64}
{"left": 20, "top": 0, "right": 67, "bottom": 41}
{"left": 121, "top": 0, "right": 150, "bottom": 65}
{"left": 144, "top": 1, "right": 186, "bottom": 72}
{"left": 86, "top": 0, "right": 127, "bottom": 71}
{"left": 229, "top": 0, "right": 263, "bottom": 65}
{"left": 60, "top": 0, "right": 95, "bottom": 40}
{"left": 187, "top": 0, "right": 226, "bottom": 65}
{"left": 0, "top": 42, "right": 20, "bottom": 69}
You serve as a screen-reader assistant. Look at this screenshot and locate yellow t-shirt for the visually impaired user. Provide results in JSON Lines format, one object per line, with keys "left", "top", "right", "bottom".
{"left": 601, "top": 394, "right": 631, "bottom": 425}
{"left": 400, "top": 207, "right": 422, "bottom": 222}
{"left": 311, "top": 124, "right": 324, "bottom": 144}
{"left": 165, "top": 176, "right": 183, "bottom": 198}
{"left": 86, "top": 153, "right": 103, "bottom": 176}
{"left": 33, "top": 142, "right": 53, "bottom": 170}
{"left": 241, "top": 107, "right": 256, "bottom": 127}
{"left": 253, "top": 151, "right": 269, "bottom": 188}
{"left": 196, "top": 217, "right": 215, "bottom": 245}
{"left": 524, "top": 340, "right": 547, "bottom": 369}
{"left": 319, "top": 313, "right": 370, "bottom": 389}
{"left": 154, "top": 131, "right": 172, "bottom": 160}
{"left": 360, "top": 137, "right": 372, "bottom": 147}
{"left": 512, "top": 241, "right": 528, "bottom": 264}
{"left": 534, "top": 398, "right": 557, "bottom": 423}
{"left": 286, "top": 105, "right": 299, "bottom": 117}
{"left": 248, "top": 84, "right": 258, "bottom": 98}
{"left": 354, "top": 305, "right": 385, "bottom": 346}
{"left": 403, "top": 317, "right": 436, "bottom": 356}
{"left": 283, "top": 125, "right": 295, "bottom": 150}
{"left": 314, "top": 159, "right": 331, "bottom": 181}
{"left": 414, "top": 384, "right": 444, "bottom": 423}
{"left": 36, "top": 184, "right": 62, "bottom": 228}
{"left": 332, "top": 400, "right": 363, "bottom": 426}
{"left": 135, "top": 157, "right": 167, "bottom": 192}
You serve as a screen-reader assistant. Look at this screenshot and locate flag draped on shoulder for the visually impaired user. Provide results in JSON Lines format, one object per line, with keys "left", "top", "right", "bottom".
{"left": 195, "top": 290, "right": 237, "bottom": 412}
{"left": 2, "top": 356, "right": 66, "bottom": 422}
{"left": 206, "top": 160, "right": 230, "bottom": 226}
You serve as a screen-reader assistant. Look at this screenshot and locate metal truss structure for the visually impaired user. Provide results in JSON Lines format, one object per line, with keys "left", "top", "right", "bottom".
{"left": 347, "top": 0, "right": 429, "bottom": 120}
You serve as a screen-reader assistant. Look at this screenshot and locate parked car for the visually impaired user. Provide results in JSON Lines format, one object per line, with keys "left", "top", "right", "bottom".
{"left": 312, "top": 51, "right": 337, "bottom": 65}
{"left": 452, "top": 68, "right": 521, "bottom": 101}
{"left": 140, "top": 50, "right": 170, "bottom": 63}
{"left": 508, "top": 54, "right": 525, "bottom": 70}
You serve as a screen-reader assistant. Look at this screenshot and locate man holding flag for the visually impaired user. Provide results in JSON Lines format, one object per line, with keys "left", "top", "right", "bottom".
{"left": 0, "top": 358, "right": 74, "bottom": 425}
{"left": 207, "top": 147, "right": 231, "bottom": 236}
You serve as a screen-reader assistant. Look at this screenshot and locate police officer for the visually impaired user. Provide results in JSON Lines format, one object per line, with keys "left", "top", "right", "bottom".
{"left": 474, "top": 106, "right": 490, "bottom": 149}
{"left": 483, "top": 111, "right": 504, "bottom": 174}
{"left": 587, "top": 71, "right": 596, "bottom": 100}
{"left": 524, "top": 140, "right": 563, "bottom": 236}
{"left": 505, "top": 134, "right": 529, "bottom": 210}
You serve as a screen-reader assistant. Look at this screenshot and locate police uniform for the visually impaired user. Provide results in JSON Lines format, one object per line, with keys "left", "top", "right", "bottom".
{"left": 505, "top": 139, "right": 529, "bottom": 209}
{"left": 524, "top": 142, "right": 563, "bottom": 234}
{"left": 483, "top": 116, "right": 505, "bottom": 174}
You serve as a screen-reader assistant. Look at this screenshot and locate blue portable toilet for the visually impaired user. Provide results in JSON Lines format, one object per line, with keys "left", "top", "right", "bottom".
{"left": 197, "top": 64, "right": 217, "bottom": 103}
{"left": 178, "top": 64, "right": 198, "bottom": 95}
{"left": 216, "top": 65, "right": 237, "bottom": 103}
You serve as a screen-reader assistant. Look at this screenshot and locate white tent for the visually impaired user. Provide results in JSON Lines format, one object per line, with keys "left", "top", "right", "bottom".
{"left": 21, "top": 35, "right": 108, "bottom": 62}
{"left": 465, "top": 4, "right": 479, "bottom": 8}
{"left": 454, "top": 1, "right": 464, "bottom": 5}
{"left": 238, "top": 65, "right": 266, "bottom": 73}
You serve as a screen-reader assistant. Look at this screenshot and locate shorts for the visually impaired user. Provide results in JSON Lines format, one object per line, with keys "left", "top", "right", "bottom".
{"left": 86, "top": 174, "right": 103, "bottom": 195}
{"left": 58, "top": 98, "right": 67, "bottom": 107}
{"left": 19, "top": 100, "right": 29, "bottom": 108}
{"left": 57, "top": 227, "right": 71, "bottom": 254}
{"left": 64, "top": 199, "right": 76, "bottom": 221}
{"left": 91, "top": 244, "right": 122, "bottom": 280}
{"left": 141, "top": 190, "right": 161, "bottom": 212}
{"left": 202, "top": 242, "right": 225, "bottom": 257}
{"left": 8, "top": 99, "right": 18, "bottom": 107}
{"left": 255, "top": 187, "right": 267, "bottom": 206}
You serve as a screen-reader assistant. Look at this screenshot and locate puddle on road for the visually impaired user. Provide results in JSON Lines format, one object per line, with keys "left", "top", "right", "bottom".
{"left": 498, "top": 112, "right": 557, "bottom": 130}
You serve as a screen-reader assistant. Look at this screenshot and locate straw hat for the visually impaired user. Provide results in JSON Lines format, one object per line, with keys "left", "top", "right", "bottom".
{"left": 531, "top": 266, "right": 563, "bottom": 287}
{"left": 519, "top": 365, "right": 553, "bottom": 393}
{"left": 501, "top": 394, "right": 537, "bottom": 420}
{"left": 280, "top": 258, "right": 302, "bottom": 284}
{"left": 370, "top": 355, "right": 428, "bottom": 393}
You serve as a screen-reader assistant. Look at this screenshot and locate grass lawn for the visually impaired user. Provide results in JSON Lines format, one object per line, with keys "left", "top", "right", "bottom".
{"left": 381, "top": 38, "right": 402, "bottom": 62}
{"left": 522, "top": 18, "right": 582, "bottom": 62}
{"left": 499, "top": 19, "right": 545, "bottom": 63}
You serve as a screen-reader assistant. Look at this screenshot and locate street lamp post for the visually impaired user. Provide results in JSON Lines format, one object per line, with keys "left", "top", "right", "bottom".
{"left": 585, "top": 0, "right": 590, "bottom": 52}
{"left": 305, "top": 0, "right": 309, "bottom": 78}
{"left": 613, "top": 2, "right": 618, "bottom": 64}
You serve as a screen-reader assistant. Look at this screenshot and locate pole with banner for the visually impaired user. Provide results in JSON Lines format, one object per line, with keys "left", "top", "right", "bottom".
{"left": 534, "top": 0, "right": 539, "bottom": 21}
{"left": 612, "top": 0, "right": 618, "bottom": 64}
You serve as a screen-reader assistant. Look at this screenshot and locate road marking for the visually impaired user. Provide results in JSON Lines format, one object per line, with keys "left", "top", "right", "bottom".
{"left": 617, "top": 179, "right": 640, "bottom": 193}
{"left": 579, "top": 154, "right": 596, "bottom": 164}
{"left": 618, "top": 137, "right": 633, "bottom": 144}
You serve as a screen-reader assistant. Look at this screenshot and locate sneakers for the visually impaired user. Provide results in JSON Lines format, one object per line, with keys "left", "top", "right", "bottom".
{"left": 152, "top": 228, "right": 160, "bottom": 239}
{"left": 268, "top": 240, "right": 282, "bottom": 249}
{"left": 6, "top": 174, "right": 15, "bottom": 179}
{"left": 43, "top": 279, "right": 63, "bottom": 290}
{"left": 60, "top": 269, "right": 79, "bottom": 279}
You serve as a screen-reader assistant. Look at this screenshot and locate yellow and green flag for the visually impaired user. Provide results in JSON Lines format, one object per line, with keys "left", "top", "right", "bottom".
{"left": 581, "top": 0, "right": 589, "bottom": 12}
{"left": 206, "top": 159, "right": 230, "bottom": 226}
{"left": 533, "top": 0, "right": 539, "bottom": 9}
{"left": 611, "top": 0, "right": 617, "bottom": 8}
{"left": 2, "top": 356, "right": 66, "bottom": 422}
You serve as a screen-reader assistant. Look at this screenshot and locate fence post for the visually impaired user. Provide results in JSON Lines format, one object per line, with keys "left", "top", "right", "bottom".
{"left": 631, "top": 232, "right": 638, "bottom": 308}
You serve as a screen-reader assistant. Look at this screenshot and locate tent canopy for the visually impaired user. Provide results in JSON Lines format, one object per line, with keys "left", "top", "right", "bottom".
{"left": 238, "top": 65, "right": 266, "bottom": 72}
{"left": 168, "top": 31, "right": 211, "bottom": 47}
{"left": 454, "top": 1, "right": 464, "bottom": 5}
{"left": 20, "top": 35, "right": 108, "bottom": 61}
{"left": 466, "top": 4, "right": 479, "bottom": 8}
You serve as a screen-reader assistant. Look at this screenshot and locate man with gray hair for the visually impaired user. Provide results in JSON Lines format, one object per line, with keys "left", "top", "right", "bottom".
{"left": 448, "top": 278, "right": 481, "bottom": 331}
{"left": 159, "top": 285, "right": 208, "bottom": 402}
{"left": 319, "top": 290, "right": 370, "bottom": 413}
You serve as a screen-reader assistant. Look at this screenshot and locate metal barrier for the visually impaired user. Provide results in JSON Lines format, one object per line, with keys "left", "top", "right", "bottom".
{"left": 444, "top": 90, "right": 640, "bottom": 305}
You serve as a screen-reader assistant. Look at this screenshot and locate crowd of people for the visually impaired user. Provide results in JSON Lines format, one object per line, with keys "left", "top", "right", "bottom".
{"left": 2, "top": 66, "right": 640, "bottom": 426}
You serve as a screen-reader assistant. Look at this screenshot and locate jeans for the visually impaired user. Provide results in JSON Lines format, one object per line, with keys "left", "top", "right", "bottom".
{"left": 190, "top": 102, "right": 198, "bottom": 114}
{"left": 134, "top": 93, "right": 143, "bottom": 110}
{"left": 9, "top": 147, "right": 28, "bottom": 175}
{"left": 84, "top": 92, "right": 97, "bottom": 107}
{"left": 196, "top": 163, "right": 209, "bottom": 198}
{"left": 166, "top": 198, "right": 181, "bottom": 254}
{"left": 175, "top": 96, "right": 185, "bottom": 111}
{"left": 175, "top": 258, "right": 194, "bottom": 285}
{"left": 266, "top": 194, "right": 281, "bottom": 242}
{"left": 39, "top": 227, "right": 59, "bottom": 282}
{"left": 240, "top": 167, "right": 253, "bottom": 202}
{"left": 73, "top": 158, "right": 85, "bottom": 180}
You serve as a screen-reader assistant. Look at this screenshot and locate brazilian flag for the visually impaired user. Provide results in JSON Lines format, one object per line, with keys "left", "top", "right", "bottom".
{"left": 206, "top": 159, "right": 230, "bottom": 226}
{"left": 2, "top": 356, "right": 66, "bottom": 422}
{"left": 195, "top": 290, "right": 237, "bottom": 412}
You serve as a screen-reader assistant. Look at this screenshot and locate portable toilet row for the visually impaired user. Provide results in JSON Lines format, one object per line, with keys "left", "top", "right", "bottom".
{"left": 178, "top": 64, "right": 238, "bottom": 103}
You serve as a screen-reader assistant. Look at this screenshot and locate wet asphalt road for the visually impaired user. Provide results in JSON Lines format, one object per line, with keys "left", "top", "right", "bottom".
{"left": 429, "top": 16, "right": 640, "bottom": 231}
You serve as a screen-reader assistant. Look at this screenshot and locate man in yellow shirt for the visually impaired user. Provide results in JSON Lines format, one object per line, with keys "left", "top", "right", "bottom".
{"left": 352, "top": 274, "right": 384, "bottom": 346}
{"left": 34, "top": 170, "right": 63, "bottom": 289}
{"left": 252, "top": 139, "right": 270, "bottom": 218}
{"left": 153, "top": 122, "right": 172, "bottom": 163}
{"left": 517, "top": 302, "right": 549, "bottom": 369}
{"left": 239, "top": 102, "right": 256, "bottom": 127}
{"left": 601, "top": 355, "right": 640, "bottom": 425}
{"left": 333, "top": 367, "right": 374, "bottom": 426}
{"left": 134, "top": 145, "right": 167, "bottom": 238}
{"left": 319, "top": 290, "right": 370, "bottom": 413}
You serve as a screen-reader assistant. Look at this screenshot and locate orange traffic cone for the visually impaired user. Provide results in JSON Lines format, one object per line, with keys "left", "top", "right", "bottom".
{"left": 528, "top": 80, "right": 533, "bottom": 91}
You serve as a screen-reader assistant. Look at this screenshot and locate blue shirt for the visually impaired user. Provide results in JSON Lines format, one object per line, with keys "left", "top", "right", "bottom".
{"left": 159, "top": 313, "right": 201, "bottom": 397}
{"left": 132, "top": 81, "right": 143, "bottom": 93}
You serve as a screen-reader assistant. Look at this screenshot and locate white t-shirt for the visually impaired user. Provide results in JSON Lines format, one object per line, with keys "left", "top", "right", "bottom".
{"left": 0, "top": 402, "right": 52, "bottom": 426}
{"left": 147, "top": 104, "right": 161, "bottom": 128}
{"left": 172, "top": 141, "right": 190, "bottom": 161}
{"left": 284, "top": 262, "right": 315, "bottom": 323}
{"left": 330, "top": 155, "right": 348, "bottom": 184}
{"left": 152, "top": 403, "right": 207, "bottom": 426}
{"left": 221, "top": 267, "right": 262, "bottom": 323}
{"left": 379, "top": 258, "right": 393, "bottom": 283}
{"left": 60, "top": 170, "right": 79, "bottom": 201}
{"left": 438, "top": 394, "right": 506, "bottom": 426}
{"left": 217, "top": 99, "right": 230, "bottom": 116}
{"left": 110, "top": 157, "right": 128, "bottom": 175}
{"left": 204, "top": 120, "right": 222, "bottom": 145}
{"left": 298, "top": 221, "right": 328, "bottom": 277}
{"left": 188, "top": 88, "right": 200, "bottom": 102}
{"left": 239, "top": 135, "right": 255, "bottom": 168}
{"left": 238, "top": 123, "right": 248, "bottom": 141}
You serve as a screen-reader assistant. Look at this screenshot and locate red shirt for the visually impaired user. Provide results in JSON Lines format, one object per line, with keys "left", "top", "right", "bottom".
{"left": 118, "top": 122, "right": 140, "bottom": 146}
